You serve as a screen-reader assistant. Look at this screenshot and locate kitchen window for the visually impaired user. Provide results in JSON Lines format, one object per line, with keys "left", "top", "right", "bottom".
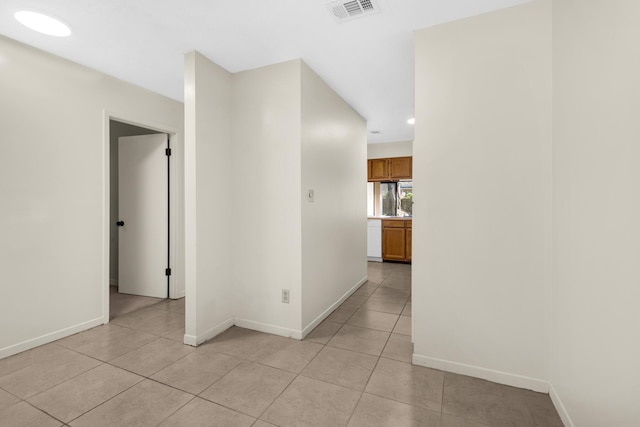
{"left": 368, "top": 181, "right": 413, "bottom": 217}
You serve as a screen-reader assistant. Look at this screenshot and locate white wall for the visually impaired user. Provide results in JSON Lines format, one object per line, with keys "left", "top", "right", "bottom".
{"left": 412, "top": 0, "right": 552, "bottom": 391}
{"left": 0, "top": 36, "right": 183, "bottom": 358}
{"left": 231, "top": 60, "right": 304, "bottom": 337}
{"left": 367, "top": 141, "right": 412, "bottom": 159}
{"left": 184, "top": 52, "right": 234, "bottom": 345}
{"left": 300, "top": 62, "right": 368, "bottom": 332}
{"left": 551, "top": 1, "right": 640, "bottom": 425}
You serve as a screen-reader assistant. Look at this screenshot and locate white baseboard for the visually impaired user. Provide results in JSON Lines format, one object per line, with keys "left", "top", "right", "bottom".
{"left": 301, "top": 275, "right": 369, "bottom": 339}
{"left": 234, "top": 318, "right": 303, "bottom": 340}
{"left": 0, "top": 317, "right": 104, "bottom": 360}
{"left": 183, "top": 317, "right": 234, "bottom": 347}
{"left": 183, "top": 334, "right": 198, "bottom": 346}
{"left": 412, "top": 353, "right": 549, "bottom": 393}
{"left": 367, "top": 257, "right": 383, "bottom": 263}
{"left": 185, "top": 275, "right": 369, "bottom": 346}
{"left": 549, "top": 383, "right": 574, "bottom": 427}
{"left": 171, "top": 288, "right": 185, "bottom": 299}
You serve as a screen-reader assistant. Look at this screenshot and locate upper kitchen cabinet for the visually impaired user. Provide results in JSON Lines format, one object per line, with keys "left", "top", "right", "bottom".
{"left": 367, "top": 156, "right": 412, "bottom": 181}
{"left": 368, "top": 158, "right": 389, "bottom": 181}
{"left": 389, "top": 157, "right": 412, "bottom": 180}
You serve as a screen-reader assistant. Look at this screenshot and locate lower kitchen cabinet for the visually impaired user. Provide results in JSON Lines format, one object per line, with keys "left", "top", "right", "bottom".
{"left": 406, "top": 222, "right": 412, "bottom": 262}
{"left": 382, "top": 219, "right": 412, "bottom": 262}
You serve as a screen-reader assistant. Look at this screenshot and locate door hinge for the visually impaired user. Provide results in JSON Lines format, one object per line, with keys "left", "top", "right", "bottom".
{"left": 165, "top": 148, "right": 172, "bottom": 156}
{"left": 165, "top": 268, "right": 172, "bottom": 276}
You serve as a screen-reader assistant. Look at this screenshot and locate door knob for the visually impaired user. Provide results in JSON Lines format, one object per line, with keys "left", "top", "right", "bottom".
{"left": 116, "top": 221, "right": 125, "bottom": 226}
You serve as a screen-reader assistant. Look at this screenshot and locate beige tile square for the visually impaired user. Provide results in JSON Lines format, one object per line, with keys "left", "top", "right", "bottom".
{"left": 0, "top": 344, "right": 60, "bottom": 378}
{"left": 153, "top": 298, "right": 186, "bottom": 315}
{"left": 110, "top": 338, "right": 194, "bottom": 377}
{"left": 56, "top": 324, "right": 157, "bottom": 361}
{"left": 442, "top": 373, "right": 564, "bottom": 427}
{"left": 348, "top": 393, "right": 441, "bottom": 427}
{"left": 162, "top": 327, "right": 185, "bottom": 342}
{"left": 301, "top": 346, "right": 377, "bottom": 391}
{"left": 111, "top": 306, "right": 184, "bottom": 336}
{"left": 262, "top": 376, "right": 360, "bottom": 427}
{"left": 151, "top": 352, "right": 241, "bottom": 394}
{"left": 401, "top": 302, "right": 412, "bottom": 317}
{"left": 361, "top": 298, "right": 405, "bottom": 315}
{"left": 304, "top": 320, "right": 342, "bottom": 344}
{"left": 0, "top": 401, "right": 61, "bottom": 427}
{"left": 69, "top": 379, "right": 193, "bottom": 427}
{"left": 159, "top": 397, "right": 254, "bottom": 427}
{"left": 371, "top": 287, "right": 410, "bottom": 303}
{"left": 109, "top": 291, "right": 164, "bottom": 320}
{"left": 393, "top": 316, "right": 411, "bottom": 335}
{"left": 327, "top": 324, "right": 390, "bottom": 356}
{"left": 253, "top": 421, "right": 278, "bottom": 427}
{"left": 353, "top": 283, "right": 379, "bottom": 297}
{"left": 247, "top": 335, "right": 322, "bottom": 373}
{"left": 0, "top": 388, "right": 20, "bottom": 411}
{"left": 198, "top": 327, "right": 272, "bottom": 359}
{"left": 347, "top": 309, "right": 399, "bottom": 332}
{"left": 0, "top": 345, "right": 101, "bottom": 399}
{"left": 344, "top": 294, "right": 369, "bottom": 306}
{"left": 368, "top": 261, "right": 397, "bottom": 272}
{"left": 28, "top": 364, "right": 142, "bottom": 423}
{"left": 379, "top": 275, "right": 411, "bottom": 291}
{"left": 325, "top": 303, "right": 361, "bottom": 324}
{"left": 364, "top": 272, "right": 386, "bottom": 285}
{"left": 365, "top": 358, "right": 444, "bottom": 411}
{"left": 381, "top": 333, "right": 413, "bottom": 363}
{"left": 441, "top": 414, "right": 490, "bottom": 427}
{"left": 200, "top": 362, "right": 295, "bottom": 418}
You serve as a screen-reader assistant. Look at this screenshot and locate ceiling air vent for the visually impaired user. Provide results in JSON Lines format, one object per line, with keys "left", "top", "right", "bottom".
{"left": 327, "top": 0, "right": 380, "bottom": 23}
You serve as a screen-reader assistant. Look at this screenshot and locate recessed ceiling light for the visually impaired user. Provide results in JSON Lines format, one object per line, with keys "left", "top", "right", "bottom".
{"left": 15, "top": 11, "right": 71, "bottom": 37}
{"left": 407, "top": 118, "right": 415, "bottom": 125}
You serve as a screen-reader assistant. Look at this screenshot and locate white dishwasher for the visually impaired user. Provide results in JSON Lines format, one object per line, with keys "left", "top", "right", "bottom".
{"left": 367, "top": 219, "right": 382, "bottom": 262}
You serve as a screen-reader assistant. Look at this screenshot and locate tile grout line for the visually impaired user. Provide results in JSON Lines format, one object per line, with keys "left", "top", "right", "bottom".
{"left": 250, "top": 265, "right": 397, "bottom": 426}
{"left": 62, "top": 375, "right": 146, "bottom": 425}
{"left": 62, "top": 340, "right": 198, "bottom": 425}
{"left": 345, "top": 262, "right": 405, "bottom": 426}
{"left": 3, "top": 264, "right": 413, "bottom": 426}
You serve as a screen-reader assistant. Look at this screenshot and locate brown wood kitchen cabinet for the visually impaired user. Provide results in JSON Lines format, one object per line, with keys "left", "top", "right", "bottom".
{"left": 389, "top": 156, "right": 412, "bottom": 180}
{"left": 368, "top": 158, "right": 389, "bottom": 181}
{"left": 367, "top": 156, "right": 412, "bottom": 181}
{"left": 406, "top": 221, "right": 412, "bottom": 262}
{"left": 382, "top": 219, "right": 412, "bottom": 262}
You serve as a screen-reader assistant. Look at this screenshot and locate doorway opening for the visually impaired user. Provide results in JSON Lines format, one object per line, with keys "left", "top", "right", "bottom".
{"left": 108, "top": 119, "right": 170, "bottom": 320}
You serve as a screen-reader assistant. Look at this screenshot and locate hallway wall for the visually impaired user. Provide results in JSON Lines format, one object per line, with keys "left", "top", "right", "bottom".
{"left": 551, "top": 1, "right": 640, "bottom": 425}
{"left": 184, "top": 51, "right": 234, "bottom": 345}
{"left": 412, "top": 0, "right": 552, "bottom": 391}
{"left": 0, "top": 35, "right": 183, "bottom": 358}
{"left": 231, "top": 60, "right": 304, "bottom": 336}
{"left": 300, "top": 61, "right": 368, "bottom": 331}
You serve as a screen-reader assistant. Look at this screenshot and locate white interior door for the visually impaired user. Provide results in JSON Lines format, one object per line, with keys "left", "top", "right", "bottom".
{"left": 118, "top": 134, "right": 168, "bottom": 298}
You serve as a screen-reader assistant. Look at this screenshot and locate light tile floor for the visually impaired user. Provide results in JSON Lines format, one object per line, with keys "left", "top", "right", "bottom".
{"left": 0, "top": 262, "right": 564, "bottom": 426}
{"left": 109, "top": 286, "right": 165, "bottom": 320}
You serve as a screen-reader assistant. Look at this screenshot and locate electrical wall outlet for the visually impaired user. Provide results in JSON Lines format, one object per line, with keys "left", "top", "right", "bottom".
{"left": 282, "top": 289, "right": 290, "bottom": 304}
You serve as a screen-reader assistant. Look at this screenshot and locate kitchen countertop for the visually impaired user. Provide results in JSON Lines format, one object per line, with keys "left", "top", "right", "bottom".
{"left": 368, "top": 216, "right": 412, "bottom": 220}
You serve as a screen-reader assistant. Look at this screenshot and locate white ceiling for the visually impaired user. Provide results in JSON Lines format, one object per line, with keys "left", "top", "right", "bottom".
{"left": 0, "top": 0, "right": 529, "bottom": 143}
